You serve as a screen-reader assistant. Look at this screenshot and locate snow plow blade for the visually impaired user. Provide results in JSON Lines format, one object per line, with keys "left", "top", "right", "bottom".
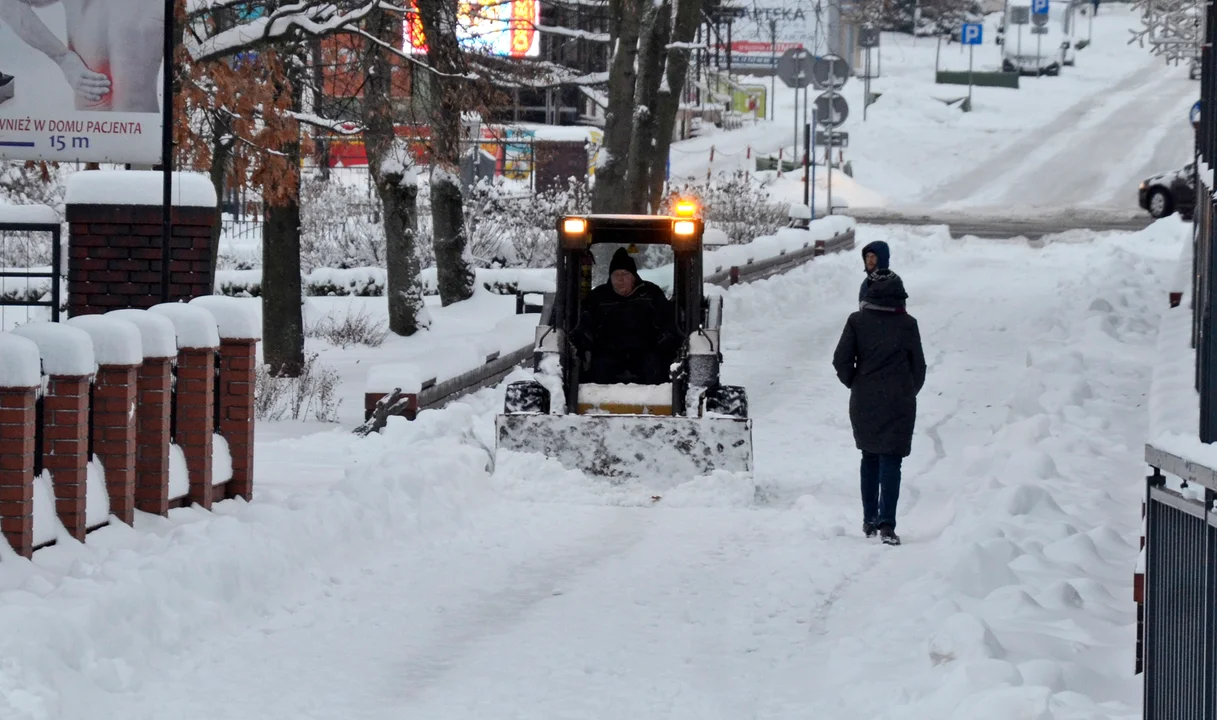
{"left": 495, "top": 413, "right": 753, "bottom": 479}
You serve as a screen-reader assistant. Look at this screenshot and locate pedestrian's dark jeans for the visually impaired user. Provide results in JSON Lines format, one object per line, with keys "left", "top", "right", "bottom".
{"left": 860, "top": 452, "right": 902, "bottom": 530}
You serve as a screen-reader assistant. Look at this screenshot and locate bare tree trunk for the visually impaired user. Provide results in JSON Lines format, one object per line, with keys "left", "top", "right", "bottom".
{"left": 648, "top": 0, "right": 704, "bottom": 209}
{"left": 416, "top": 0, "right": 475, "bottom": 306}
{"left": 624, "top": 0, "right": 670, "bottom": 213}
{"left": 207, "top": 122, "right": 232, "bottom": 274}
{"left": 592, "top": 0, "right": 642, "bottom": 213}
{"left": 363, "top": 8, "right": 426, "bottom": 334}
{"left": 261, "top": 70, "right": 305, "bottom": 377}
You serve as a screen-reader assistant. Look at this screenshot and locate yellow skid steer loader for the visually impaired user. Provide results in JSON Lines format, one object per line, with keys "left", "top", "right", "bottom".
{"left": 495, "top": 206, "right": 753, "bottom": 479}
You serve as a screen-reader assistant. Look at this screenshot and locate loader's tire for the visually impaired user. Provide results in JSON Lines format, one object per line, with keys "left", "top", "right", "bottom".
{"left": 505, "top": 381, "right": 550, "bottom": 414}
{"left": 706, "top": 384, "right": 748, "bottom": 419}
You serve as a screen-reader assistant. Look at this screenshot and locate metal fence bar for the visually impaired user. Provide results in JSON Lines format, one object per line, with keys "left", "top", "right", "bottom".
{"left": 1145, "top": 474, "right": 1210, "bottom": 720}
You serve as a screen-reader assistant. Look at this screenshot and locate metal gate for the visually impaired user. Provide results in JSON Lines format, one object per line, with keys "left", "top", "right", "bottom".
{"left": 0, "top": 221, "right": 61, "bottom": 328}
{"left": 1144, "top": 445, "right": 1217, "bottom": 719}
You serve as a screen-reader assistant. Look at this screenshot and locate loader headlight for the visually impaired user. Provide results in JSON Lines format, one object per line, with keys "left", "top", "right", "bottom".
{"left": 673, "top": 220, "right": 697, "bottom": 236}
{"left": 561, "top": 216, "right": 589, "bottom": 248}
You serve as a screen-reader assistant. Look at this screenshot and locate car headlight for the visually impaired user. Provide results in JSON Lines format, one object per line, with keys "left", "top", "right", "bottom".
{"left": 1140, "top": 181, "right": 1147, "bottom": 191}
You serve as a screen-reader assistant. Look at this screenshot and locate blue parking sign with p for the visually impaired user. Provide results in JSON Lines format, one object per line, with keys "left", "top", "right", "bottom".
{"left": 962, "top": 23, "right": 983, "bottom": 44}
{"left": 1032, "top": 0, "right": 1050, "bottom": 14}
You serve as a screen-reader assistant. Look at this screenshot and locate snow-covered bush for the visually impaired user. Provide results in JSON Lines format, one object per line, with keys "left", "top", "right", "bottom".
{"left": 254, "top": 353, "right": 341, "bottom": 422}
{"left": 307, "top": 305, "right": 389, "bottom": 348}
{"left": 304, "top": 267, "right": 386, "bottom": 297}
{"left": 663, "top": 172, "right": 789, "bottom": 245}
{"left": 299, "top": 174, "right": 386, "bottom": 271}
{"left": 215, "top": 269, "right": 262, "bottom": 297}
{"left": 505, "top": 178, "right": 591, "bottom": 267}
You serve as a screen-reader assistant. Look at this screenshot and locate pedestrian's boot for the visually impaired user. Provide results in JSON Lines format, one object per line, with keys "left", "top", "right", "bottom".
{"left": 863, "top": 522, "right": 877, "bottom": 538}
{"left": 879, "top": 525, "right": 901, "bottom": 546}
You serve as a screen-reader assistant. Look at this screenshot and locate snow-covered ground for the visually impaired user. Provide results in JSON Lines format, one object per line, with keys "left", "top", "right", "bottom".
{"left": 672, "top": 4, "right": 1195, "bottom": 215}
{"left": 0, "top": 216, "right": 1186, "bottom": 719}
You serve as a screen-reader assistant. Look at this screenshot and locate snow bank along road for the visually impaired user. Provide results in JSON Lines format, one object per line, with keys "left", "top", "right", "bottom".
{"left": 0, "top": 220, "right": 1187, "bottom": 719}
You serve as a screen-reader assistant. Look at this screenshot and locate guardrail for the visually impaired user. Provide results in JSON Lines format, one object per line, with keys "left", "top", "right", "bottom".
{"left": 357, "top": 227, "right": 856, "bottom": 432}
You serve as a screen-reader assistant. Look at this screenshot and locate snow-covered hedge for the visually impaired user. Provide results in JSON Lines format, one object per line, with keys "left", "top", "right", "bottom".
{"left": 215, "top": 267, "right": 556, "bottom": 298}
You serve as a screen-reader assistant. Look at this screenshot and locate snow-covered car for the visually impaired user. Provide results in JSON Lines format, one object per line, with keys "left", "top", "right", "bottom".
{"left": 1139, "top": 162, "right": 1196, "bottom": 220}
{"left": 998, "top": 0, "right": 1076, "bottom": 75}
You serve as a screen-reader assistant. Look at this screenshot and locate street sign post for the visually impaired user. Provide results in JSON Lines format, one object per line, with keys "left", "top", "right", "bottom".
{"left": 1031, "top": 0, "right": 1048, "bottom": 71}
{"left": 778, "top": 47, "right": 815, "bottom": 161}
{"left": 861, "top": 26, "right": 878, "bottom": 119}
{"left": 1010, "top": 5, "right": 1029, "bottom": 60}
{"left": 961, "top": 23, "right": 982, "bottom": 108}
{"left": 1193, "top": 100, "right": 1202, "bottom": 131}
{"left": 814, "top": 91, "right": 849, "bottom": 127}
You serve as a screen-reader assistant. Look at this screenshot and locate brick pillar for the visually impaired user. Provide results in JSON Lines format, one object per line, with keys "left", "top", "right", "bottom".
{"left": 91, "top": 364, "right": 139, "bottom": 525}
{"left": 0, "top": 387, "right": 36, "bottom": 557}
{"left": 176, "top": 349, "right": 214, "bottom": 509}
{"left": 43, "top": 375, "right": 90, "bottom": 541}
{"left": 218, "top": 340, "right": 256, "bottom": 501}
{"left": 135, "top": 357, "right": 173, "bottom": 516}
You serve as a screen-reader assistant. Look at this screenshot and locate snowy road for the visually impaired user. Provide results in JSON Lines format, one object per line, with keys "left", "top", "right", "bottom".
{"left": 1, "top": 221, "right": 1186, "bottom": 719}
{"left": 931, "top": 62, "right": 1196, "bottom": 211}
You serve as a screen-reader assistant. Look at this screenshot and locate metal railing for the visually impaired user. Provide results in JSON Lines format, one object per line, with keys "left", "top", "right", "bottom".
{"left": 1142, "top": 444, "right": 1217, "bottom": 719}
{"left": 0, "top": 222, "right": 61, "bottom": 328}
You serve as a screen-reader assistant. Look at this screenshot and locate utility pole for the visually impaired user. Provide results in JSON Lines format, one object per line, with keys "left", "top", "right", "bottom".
{"left": 770, "top": 19, "right": 777, "bottom": 122}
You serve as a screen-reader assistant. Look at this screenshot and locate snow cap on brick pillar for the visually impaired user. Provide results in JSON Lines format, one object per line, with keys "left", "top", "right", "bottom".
{"left": 0, "top": 333, "right": 42, "bottom": 557}
{"left": 66, "top": 314, "right": 142, "bottom": 526}
{"left": 9, "top": 322, "right": 96, "bottom": 542}
{"left": 107, "top": 309, "right": 177, "bottom": 516}
{"left": 150, "top": 303, "right": 220, "bottom": 510}
{"left": 190, "top": 296, "right": 260, "bottom": 501}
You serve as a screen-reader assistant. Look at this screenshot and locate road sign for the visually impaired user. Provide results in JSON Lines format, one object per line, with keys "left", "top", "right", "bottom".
{"left": 961, "top": 23, "right": 983, "bottom": 44}
{"left": 815, "top": 130, "right": 848, "bottom": 147}
{"left": 1030, "top": 24, "right": 1048, "bottom": 34}
{"left": 1192, "top": 101, "right": 1202, "bottom": 124}
{"left": 814, "top": 91, "right": 849, "bottom": 128}
{"left": 859, "top": 26, "right": 880, "bottom": 48}
{"left": 777, "top": 47, "right": 816, "bottom": 89}
{"left": 1010, "top": 6, "right": 1030, "bottom": 24}
{"left": 812, "top": 54, "right": 851, "bottom": 90}
{"left": 1032, "top": 0, "right": 1049, "bottom": 14}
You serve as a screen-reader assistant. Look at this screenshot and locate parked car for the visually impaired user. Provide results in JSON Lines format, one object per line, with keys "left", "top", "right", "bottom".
{"left": 1139, "top": 162, "right": 1196, "bottom": 220}
{"left": 997, "top": 0, "right": 1076, "bottom": 75}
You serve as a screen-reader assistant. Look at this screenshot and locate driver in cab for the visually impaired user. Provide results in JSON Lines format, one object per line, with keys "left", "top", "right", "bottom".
{"left": 573, "top": 247, "right": 682, "bottom": 385}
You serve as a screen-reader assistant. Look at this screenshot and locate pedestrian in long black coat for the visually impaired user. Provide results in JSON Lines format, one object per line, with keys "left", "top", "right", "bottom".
{"left": 832, "top": 269, "right": 927, "bottom": 545}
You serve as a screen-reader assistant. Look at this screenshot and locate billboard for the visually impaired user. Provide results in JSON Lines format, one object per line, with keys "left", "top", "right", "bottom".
{"left": 405, "top": 0, "right": 541, "bottom": 58}
{"left": 0, "top": 0, "right": 164, "bottom": 163}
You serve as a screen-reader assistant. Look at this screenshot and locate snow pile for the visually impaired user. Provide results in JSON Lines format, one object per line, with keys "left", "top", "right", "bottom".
{"left": 212, "top": 433, "right": 233, "bottom": 486}
{"left": 64, "top": 171, "right": 217, "bottom": 208}
{"left": 106, "top": 309, "right": 178, "bottom": 359}
{"left": 150, "top": 303, "right": 220, "bottom": 350}
{"left": 190, "top": 295, "right": 262, "bottom": 340}
{"left": 0, "top": 404, "right": 494, "bottom": 719}
{"left": 0, "top": 332, "right": 42, "bottom": 387}
{"left": 168, "top": 444, "right": 190, "bottom": 501}
{"left": 9, "top": 322, "right": 95, "bottom": 377}
{"left": 30, "top": 471, "right": 60, "bottom": 548}
{"left": 85, "top": 459, "right": 110, "bottom": 529}
{"left": 365, "top": 363, "right": 424, "bottom": 395}
{"left": 703, "top": 215, "right": 857, "bottom": 275}
{"left": 65, "top": 316, "right": 142, "bottom": 367}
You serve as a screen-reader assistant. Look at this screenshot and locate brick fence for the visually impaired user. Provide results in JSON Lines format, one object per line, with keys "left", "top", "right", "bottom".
{"left": 0, "top": 298, "right": 258, "bottom": 558}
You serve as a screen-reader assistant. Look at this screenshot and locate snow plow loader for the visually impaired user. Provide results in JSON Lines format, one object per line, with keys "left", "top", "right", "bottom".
{"left": 495, "top": 208, "right": 753, "bottom": 479}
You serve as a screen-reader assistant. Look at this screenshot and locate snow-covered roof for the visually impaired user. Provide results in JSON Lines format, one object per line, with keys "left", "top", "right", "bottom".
{"left": 107, "top": 309, "right": 179, "bottom": 359}
{"left": 66, "top": 315, "right": 143, "bottom": 366}
{"left": 149, "top": 303, "right": 221, "bottom": 350}
{"left": 10, "top": 322, "right": 96, "bottom": 377}
{"left": 65, "top": 170, "right": 218, "bottom": 208}
{"left": 0, "top": 332, "right": 42, "bottom": 387}
{"left": 190, "top": 296, "right": 262, "bottom": 341}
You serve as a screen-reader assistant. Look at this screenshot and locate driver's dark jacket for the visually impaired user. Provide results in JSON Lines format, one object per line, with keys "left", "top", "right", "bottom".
{"left": 572, "top": 279, "right": 682, "bottom": 380}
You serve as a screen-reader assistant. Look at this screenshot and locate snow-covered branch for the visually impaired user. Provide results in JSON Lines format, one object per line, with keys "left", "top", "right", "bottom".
{"left": 290, "top": 112, "right": 364, "bottom": 134}
{"left": 187, "top": 0, "right": 381, "bottom": 61}
{"left": 1128, "top": 0, "right": 1202, "bottom": 65}
{"left": 534, "top": 24, "right": 612, "bottom": 42}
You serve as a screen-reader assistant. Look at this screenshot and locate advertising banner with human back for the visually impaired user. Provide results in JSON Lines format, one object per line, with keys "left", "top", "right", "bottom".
{"left": 0, "top": 0, "right": 164, "bottom": 163}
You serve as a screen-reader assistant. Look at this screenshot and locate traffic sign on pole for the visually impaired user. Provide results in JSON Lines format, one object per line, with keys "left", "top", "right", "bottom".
{"left": 812, "top": 54, "right": 851, "bottom": 90}
{"left": 859, "top": 26, "right": 880, "bottom": 48}
{"left": 777, "top": 47, "right": 816, "bottom": 89}
{"left": 1032, "top": 0, "right": 1049, "bottom": 14}
{"left": 961, "top": 23, "right": 983, "bottom": 45}
{"left": 1010, "top": 6, "right": 1030, "bottom": 24}
{"left": 814, "top": 91, "right": 849, "bottom": 128}
{"left": 1191, "top": 100, "right": 1202, "bottom": 126}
